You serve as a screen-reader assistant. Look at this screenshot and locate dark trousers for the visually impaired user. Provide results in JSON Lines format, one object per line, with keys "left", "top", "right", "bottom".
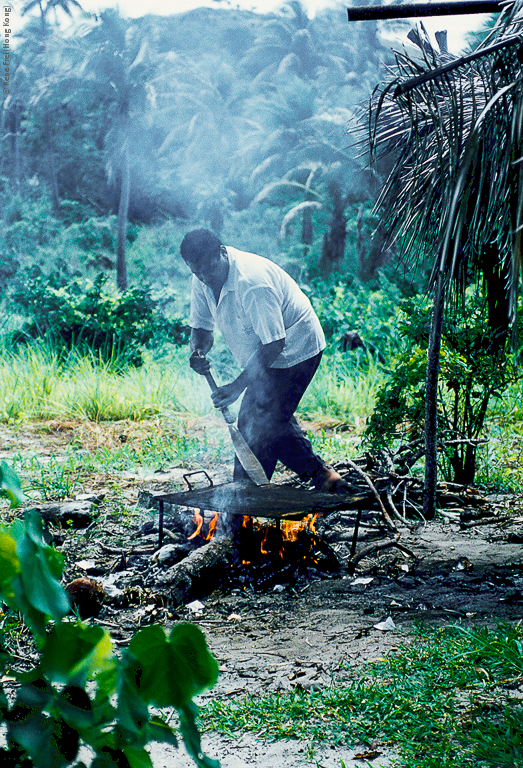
{"left": 233, "top": 351, "right": 325, "bottom": 485}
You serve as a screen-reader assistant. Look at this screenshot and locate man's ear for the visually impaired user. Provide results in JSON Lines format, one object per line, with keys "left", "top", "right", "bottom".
{"left": 220, "top": 245, "right": 227, "bottom": 257}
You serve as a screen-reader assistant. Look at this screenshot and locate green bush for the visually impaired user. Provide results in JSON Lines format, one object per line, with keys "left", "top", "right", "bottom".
{"left": 69, "top": 217, "right": 116, "bottom": 252}
{"left": 0, "top": 476, "right": 219, "bottom": 768}
{"left": 10, "top": 273, "right": 190, "bottom": 367}
{"left": 306, "top": 275, "right": 404, "bottom": 359}
{"left": 364, "top": 289, "right": 522, "bottom": 483}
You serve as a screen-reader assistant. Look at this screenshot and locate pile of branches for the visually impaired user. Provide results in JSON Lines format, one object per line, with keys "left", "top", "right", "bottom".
{"left": 332, "top": 436, "right": 499, "bottom": 531}
{"left": 314, "top": 437, "right": 505, "bottom": 572}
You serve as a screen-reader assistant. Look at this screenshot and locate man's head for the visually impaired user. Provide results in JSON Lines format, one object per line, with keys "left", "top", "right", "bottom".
{"left": 180, "top": 229, "right": 228, "bottom": 287}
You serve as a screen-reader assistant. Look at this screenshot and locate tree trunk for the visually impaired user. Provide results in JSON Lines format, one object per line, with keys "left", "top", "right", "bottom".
{"left": 13, "top": 102, "right": 21, "bottom": 188}
{"left": 319, "top": 182, "right": 346, "bottom": 272}
{"left": 423, "top": 272, "right": 445, "bottom": 519}
{"left": 356, "top": 205, "right": 393, "bottom": 282}
{"left": 116, "top": 140, "right": 130, "bottom": 292}
{"left": 44, "top": 106, "right": 61, "bottom": 217}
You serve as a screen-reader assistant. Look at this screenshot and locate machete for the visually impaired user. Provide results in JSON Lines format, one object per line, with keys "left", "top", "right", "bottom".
{"left": 201, "top": 361, "right": 269, "bottom": 486}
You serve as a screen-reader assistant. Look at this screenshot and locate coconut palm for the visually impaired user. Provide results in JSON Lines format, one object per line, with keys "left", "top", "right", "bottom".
{"left": 367, "top": 3, "right": 523, "bottom": 517}
{"left": 247, "top": 73, "right": 375, "bottom": 272}
{"left": 21, "top": 0, "right": 83, "bottom": 215}
{"left": 72, "top": 9, "right": 157, "bottom": 291}
{"left": 156, "top": 54, "right": 248, "bottom": 229}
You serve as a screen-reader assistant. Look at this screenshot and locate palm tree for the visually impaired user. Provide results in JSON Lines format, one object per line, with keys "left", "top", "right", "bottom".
{"left": 241, "top": 1, "right": 316, "bottom": 81}
{"left": 21, "top": 0, "right": 83, "bottom": 216}
{"left": 367, "top": 4, "right": 523, "bottom": 517}
{"left": 74, "top": 9, "right": 157, "bottom": 291}
{"left": 156, "top": 54, "right": 248, "bottom": 230}
{"left": 248, "top": 75, "right": 374, "bottom": 272}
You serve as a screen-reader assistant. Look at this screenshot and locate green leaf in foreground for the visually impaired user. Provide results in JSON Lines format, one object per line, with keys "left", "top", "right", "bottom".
{"left": 0, "top": 460, "right": 27, "bottom": 507}
{"left": 40, "top": 621, "right": 114, "bottom": 686}
{"left": 0, "top": 509, "right": 220, "bottom": 767}
{"left": 119, "top": 623, "right": 219, "bottom": 765}
{"left": 6, "top": 512, "right": 70, "bottom": 637}
{"left": 125, "top": 623, "right": 219, "bottom": 708}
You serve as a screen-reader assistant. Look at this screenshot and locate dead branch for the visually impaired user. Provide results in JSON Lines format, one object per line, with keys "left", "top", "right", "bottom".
{"left": 347, "top": 533, "right": 409, "bottom": 573}
{"left": 343, "top": 457, "right": 397, "bottom": 532}
{"left": 380, "top": 450, "right": 418, "bottom": 529}
{"left": 460, "top": 515, "right": 511, "bottom": 528}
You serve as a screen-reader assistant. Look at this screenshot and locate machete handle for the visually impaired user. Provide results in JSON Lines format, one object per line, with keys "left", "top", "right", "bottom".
{"left": 196, "top": 352, "right": 235, "bottom": 425}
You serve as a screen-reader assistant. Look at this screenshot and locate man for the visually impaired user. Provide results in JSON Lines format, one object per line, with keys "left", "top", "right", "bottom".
{"left": 180, "top": 228, "right": 348, "bottom": 492}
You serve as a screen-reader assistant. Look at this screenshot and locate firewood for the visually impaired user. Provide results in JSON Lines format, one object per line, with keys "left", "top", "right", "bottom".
{"left": 346, "top": 533, "right": 417, "bottom": 574}
{"left": 156, "top": 536, "right": 233, "bottom": 605}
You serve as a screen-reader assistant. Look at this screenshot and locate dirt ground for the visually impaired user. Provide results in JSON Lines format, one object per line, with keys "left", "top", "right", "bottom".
{"left": 2, "top": 419, "right": 523, "bottom": 767}
{"left": 74, "top": 509, "right": 523, "bottom": 768}
{"left": 170, "top": 516, "right": 523, "bottom": 767}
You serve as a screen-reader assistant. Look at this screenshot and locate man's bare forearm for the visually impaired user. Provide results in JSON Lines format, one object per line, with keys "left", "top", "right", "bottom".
{"left": 210, "top": 338, "right": 285, "bottom": 409}
{"left": 190, "top": 328, "right": 214, "bottom": 355}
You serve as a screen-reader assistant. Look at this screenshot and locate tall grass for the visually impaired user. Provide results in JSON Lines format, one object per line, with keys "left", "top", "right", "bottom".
{"left": 298, "top": 351, "right": 387, "bottom": 426}
{"left": 0, "top": 342, "right": 383, "bottom": 427}
{"left": 0, "top": 343, "right": 210, "bottom": 422}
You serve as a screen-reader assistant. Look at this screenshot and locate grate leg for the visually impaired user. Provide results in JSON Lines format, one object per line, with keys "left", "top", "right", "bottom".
{"left": 158, "top": 499, "right": 164, "bottom": 549}
{"left": 350, "top": 507, "right": 363, "bottom": 559}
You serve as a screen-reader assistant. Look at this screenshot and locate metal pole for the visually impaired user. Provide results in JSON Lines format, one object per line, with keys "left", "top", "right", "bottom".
{"left": 347, "top": 1, "right": 502, "bottom": 21}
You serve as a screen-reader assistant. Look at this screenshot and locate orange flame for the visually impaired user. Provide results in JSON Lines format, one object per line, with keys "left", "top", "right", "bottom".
{"left": 206, "top": 512, "right": 219, "bottom": 541}
{"left": 277, "top": 513, "right": 319, "bottom": 559}
{"left": 260, "top": 528, "right": 270, "bottom": 555}
{"left": 281, "top": 520, "right": 301, "bottom": 542}
{"left": 308, "top": 513, "right": 319, "bottom": 532}
{"left": 188, "top": 510, "right": 204, "bottom": 540}
{"left": 280, "top": 513, "right": 318, "bottom": 543}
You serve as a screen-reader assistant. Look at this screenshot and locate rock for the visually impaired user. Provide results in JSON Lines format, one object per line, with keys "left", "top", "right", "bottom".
{"left": 26, "top": 500, "right": 98, "bottom": 528}
{"left": 151, "top": 543, "right": 188, "bottom": 565}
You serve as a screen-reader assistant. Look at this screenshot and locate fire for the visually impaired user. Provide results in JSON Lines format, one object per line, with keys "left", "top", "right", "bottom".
{"left": 188, "top": 510, "right": 221, "bottom": 542}
{"left": 279, "top": 513, "right": 319, "bottom": 559}
{"left": 260, "top": 527, "right": 270, "bottom": 555}
{"left": 188, "top": 510, "right": 204, "bottom": 540}
{"left": 281, "top": 513, "right": 318, "bottom": 542}
{"left": 281, "top": 520, "right": 301, "bottom": 543}
{"left": 206, "top": 512, "right": 219, "bottom": 541}
{"left": 187, "top": 510, "right": 320, "bottom": 555}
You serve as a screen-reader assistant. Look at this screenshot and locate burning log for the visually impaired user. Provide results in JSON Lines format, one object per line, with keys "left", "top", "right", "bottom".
{"left": 156, "top": 536, "right": 234, "bottom": 605}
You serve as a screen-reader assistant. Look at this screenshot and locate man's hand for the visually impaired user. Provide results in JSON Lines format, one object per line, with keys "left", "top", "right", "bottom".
{"left": 211, "top": 379, "right": 245, "bottom": 409}
{"left": 189, "top": 349, "right": 211, "bottom": 375}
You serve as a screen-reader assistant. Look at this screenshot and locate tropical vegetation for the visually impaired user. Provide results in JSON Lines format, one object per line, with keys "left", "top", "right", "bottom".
{"left": 2, "top": 1, "right": 523, "bottom": 764}
{"left": 367, "top": 1, "right": 523, "bottom": 515}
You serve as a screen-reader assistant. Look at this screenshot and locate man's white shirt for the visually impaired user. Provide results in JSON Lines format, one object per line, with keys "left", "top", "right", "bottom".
{"left": 189, "top": 246, "right": 326, "bottom": 369}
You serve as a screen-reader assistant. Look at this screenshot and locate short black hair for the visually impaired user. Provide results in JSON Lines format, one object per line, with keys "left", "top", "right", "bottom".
{"left": 180, "top": 229, "right": 222, "bottom": 261}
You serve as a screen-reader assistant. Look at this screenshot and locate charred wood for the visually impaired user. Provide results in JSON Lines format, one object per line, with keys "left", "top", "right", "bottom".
{"left": 156, "top": 536, "right": 233, "bottom": 605}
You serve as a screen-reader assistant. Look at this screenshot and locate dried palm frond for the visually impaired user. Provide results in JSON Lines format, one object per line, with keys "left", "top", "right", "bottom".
{"left": 369, "top": 3, "right": 523, "bottom": 324}
{"left": 366, "top": 1, "right": 523, "bottom": 518}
